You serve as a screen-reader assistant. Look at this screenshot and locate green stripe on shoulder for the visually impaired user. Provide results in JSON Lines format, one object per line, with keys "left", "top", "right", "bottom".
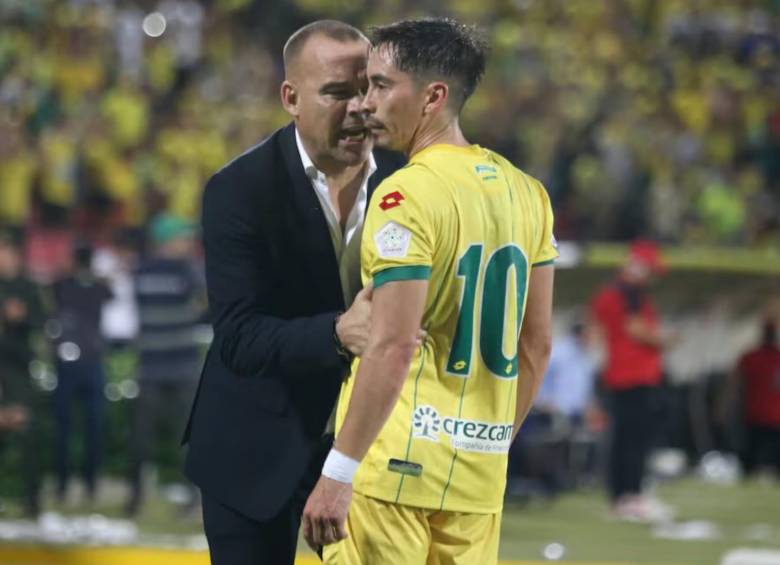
{"left": 532, "top": 259, "right": 555, "bottom": 268}
{"left": 374, "top": 265, "right": 432, "bottom": 288}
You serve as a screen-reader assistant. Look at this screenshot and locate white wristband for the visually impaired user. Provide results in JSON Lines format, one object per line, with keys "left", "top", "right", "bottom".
{"left": 322, "top": 448, "right": 360, "bottom": 484}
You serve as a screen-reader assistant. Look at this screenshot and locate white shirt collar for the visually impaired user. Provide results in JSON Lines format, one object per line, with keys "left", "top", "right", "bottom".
{"left": 295, "top": 127, "right": 377, "bottom": 182}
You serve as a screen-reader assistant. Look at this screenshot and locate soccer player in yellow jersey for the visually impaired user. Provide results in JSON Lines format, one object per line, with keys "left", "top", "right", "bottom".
{"left": 304, "top": 18, "right": 557, "bottom": 564}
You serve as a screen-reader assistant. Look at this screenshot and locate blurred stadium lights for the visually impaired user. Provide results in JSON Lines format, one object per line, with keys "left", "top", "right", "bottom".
{"left": 142, "top": 12, "right": 166, "bottom": 38}
{"left": 57, "top": 342, "right": 81, "bottom": 363}
{"left": 104, "top": 382, "right": 122, "bottom": 403}
{"left": 118, "top": 379, "right": 139, "bottom": 400}
{"left": 542, "top": 542, "right": 566, "bottom": 561}
{"left": 44, "top": 319, "right": 63, "bottom": 340}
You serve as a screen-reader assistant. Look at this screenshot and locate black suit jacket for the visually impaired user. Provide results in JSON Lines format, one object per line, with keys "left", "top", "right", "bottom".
{"left": 183, "top": 123, "right": 405, "bottom": 521}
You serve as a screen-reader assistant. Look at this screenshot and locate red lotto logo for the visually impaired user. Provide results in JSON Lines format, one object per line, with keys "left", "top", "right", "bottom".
{"left": 379, "top": 191, "right": 405, "bottom": 211}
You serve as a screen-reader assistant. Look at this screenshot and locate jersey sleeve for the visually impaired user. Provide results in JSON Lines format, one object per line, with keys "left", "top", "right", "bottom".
{"left": 362, "top": 175, "right": 436, "bottom": 289}
{"left": 532, "top": 180, "right": 558, "bottom": 267}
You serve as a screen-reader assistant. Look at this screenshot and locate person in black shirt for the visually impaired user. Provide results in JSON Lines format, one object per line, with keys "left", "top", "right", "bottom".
{"left": 51, "top": 242, "right": 113, "bottom": 503}
{"left": 125, "top": 215, "right": 206, "bottom": 516}
{"left": 0, "top": 232, "right": 48, "bottom": 516}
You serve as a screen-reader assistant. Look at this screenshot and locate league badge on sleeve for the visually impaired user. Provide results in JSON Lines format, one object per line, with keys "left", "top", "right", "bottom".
{"left": 375, "top": 221, "right": 412, "bottom": 258}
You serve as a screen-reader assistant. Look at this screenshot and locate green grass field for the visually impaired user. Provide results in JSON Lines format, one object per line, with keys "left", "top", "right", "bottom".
{"left": 1, "top": 476, "right": 778, "bottom": 564}
{"left": 500, "top": 478, "right": 780, "bottom": 564}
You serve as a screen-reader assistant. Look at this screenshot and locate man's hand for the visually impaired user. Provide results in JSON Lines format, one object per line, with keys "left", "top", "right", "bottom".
{"left": 337, "top": 282, "right": 426, "bottom": 357}
{"left": 302, "top": 475, "right": 352, "bottom": 550}
{"left": 336, "top": 283, "right": 373, "bottom": 357}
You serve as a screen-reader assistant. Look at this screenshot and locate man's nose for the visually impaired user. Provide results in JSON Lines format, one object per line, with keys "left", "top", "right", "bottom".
{"left": 360, "top": 90, "right": 375, "bottom": 114}
{"left": 347, "top": 93, "right": 364, "bottom": 115}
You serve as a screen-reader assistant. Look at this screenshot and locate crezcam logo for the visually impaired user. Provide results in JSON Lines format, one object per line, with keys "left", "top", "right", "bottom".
{"left": 412, "top": 405, "right": 441, "bottom": 442}
{"left": 411, "top": 405, "right": 513, "bottom": 454}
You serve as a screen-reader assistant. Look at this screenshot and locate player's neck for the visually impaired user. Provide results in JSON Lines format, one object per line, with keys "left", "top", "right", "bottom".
{"left": 407, "top": 118, "right": 469, "bottom": 158}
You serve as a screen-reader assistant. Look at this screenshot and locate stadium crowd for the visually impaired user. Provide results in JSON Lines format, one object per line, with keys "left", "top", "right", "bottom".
{"left": 0, "top": 0, "right": 778, "bottom": 250}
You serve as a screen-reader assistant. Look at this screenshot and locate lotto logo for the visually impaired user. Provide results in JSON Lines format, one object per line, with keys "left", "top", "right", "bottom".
{"left": 379, "top": 191, "right": 405, "bottom": 211}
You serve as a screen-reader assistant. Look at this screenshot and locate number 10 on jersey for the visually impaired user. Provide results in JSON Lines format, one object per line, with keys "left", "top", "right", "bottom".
{"left": 445, "top": 243, "right": 528, "bottom": 379}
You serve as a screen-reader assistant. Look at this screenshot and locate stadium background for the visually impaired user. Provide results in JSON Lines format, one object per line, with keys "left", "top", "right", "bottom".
{"left": 0, "top": 0, "right": 778, "bottom": 564}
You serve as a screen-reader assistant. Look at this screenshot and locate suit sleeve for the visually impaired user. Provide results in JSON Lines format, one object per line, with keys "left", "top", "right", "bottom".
{"left": 202, "top": 169, "right": 347, "bottom": 380}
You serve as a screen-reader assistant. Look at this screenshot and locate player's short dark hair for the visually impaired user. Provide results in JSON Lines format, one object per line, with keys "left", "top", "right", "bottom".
{"left": 369, "top": 18, "right": 489, "bottom": 110}
{"left": 283, "top": 20, "right": 367, "bottom": 75}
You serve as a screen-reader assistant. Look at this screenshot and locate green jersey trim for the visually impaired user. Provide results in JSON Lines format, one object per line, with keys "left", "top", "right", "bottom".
{"left": 374, "top": 265, "right": 432, "bottom": 288}
{"left": 532, "top": 259, "right": 555, "bottom": 267}
{"left": 439, "top": 376, "right": 469, "bottom": 509}
{"left": 394, "top": 342, "right": 428, "bottom": 504}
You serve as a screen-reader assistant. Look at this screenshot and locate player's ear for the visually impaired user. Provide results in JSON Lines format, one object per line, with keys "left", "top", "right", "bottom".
{"left": 422, "top": 81, "right": 448, "bottom": 115}
{"left": 281, "top": 80, "right": 299, "bottom": 117}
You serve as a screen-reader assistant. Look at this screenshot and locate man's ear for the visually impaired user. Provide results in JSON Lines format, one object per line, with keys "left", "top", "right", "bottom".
{"left": 281, "top": 80, "right": 299, "bottom": 117}
{"left": 422, "top": 81, "right": 449, "bottom": 116}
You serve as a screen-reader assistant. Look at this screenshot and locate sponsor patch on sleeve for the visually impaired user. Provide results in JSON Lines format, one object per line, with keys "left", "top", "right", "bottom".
{"left": 379, "top": 191, "right": 405, "bottom": 211}
{"left": 374, "top": 221, "right": 412, "bottom": 258}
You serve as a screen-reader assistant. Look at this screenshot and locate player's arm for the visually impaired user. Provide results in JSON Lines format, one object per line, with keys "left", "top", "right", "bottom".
{"left": 302, "top": 278, "right": 426, "bottom": 549}
{"left": 512, "top": 264, "right": 554, "bottom": 442}
{"left": 333, "top": 278, "right": 428, "bottom": 461}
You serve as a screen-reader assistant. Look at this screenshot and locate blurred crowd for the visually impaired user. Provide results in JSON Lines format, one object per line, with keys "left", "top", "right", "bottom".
{"left": 0, "top": 0, "right": 778, "bottom": 248}
{"left": 512, "top": 242, "right": 779, "bottom": 521}
{"left": 0, "top": 217, "right": 205, "bottom": 518}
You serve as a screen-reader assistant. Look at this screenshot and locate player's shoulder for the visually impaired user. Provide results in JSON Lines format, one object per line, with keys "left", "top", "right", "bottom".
{"left": 382, "top": 159, "right": 441, "bottom": 187}
{"left": 488, "top": 150, "right": 547, "bottom": 195}
{"left": 373, "top": 161, "right": 446, "bottom": 208}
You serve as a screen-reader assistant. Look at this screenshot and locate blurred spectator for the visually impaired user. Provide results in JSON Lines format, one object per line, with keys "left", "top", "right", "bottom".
{"left": 51, "top": 242, "right": 113, "bottom": 504}
{"left": 0, "top": 125, "right": 37, "bottom": 231}
{"left": 537, "top": 321, "right": 598, "bottom": 426}
{"left": 125, "top": 214, "right": 205, "bottom": 517}
{"left": 512, "top": 322, "right": 601, "bottom": 496}
{"left": 732, "top": 318, "right": 780, "bottom": 476}
{"left": 0, "top": 232, "right": 48, "bottom": 516}
{"left": 92, "top": 231, "right": 140, "bottom": 348}
{"left": 591, "top": 240, "right": 676, "bottom": 522}
{"left": 114, "top": 1, "right": 145, "bottom": 83}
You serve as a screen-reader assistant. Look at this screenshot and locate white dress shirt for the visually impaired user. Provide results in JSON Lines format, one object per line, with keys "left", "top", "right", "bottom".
{"left": 295, "top": 128, "right": 377, "bottom": 306}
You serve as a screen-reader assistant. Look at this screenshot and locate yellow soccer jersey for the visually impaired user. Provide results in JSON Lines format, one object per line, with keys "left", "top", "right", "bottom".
{"left": 335, "top": 144, "right": 557, "bottom": 514}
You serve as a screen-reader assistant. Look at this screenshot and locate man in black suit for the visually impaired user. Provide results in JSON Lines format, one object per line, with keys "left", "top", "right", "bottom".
{"left": 182, "top": 20, "right": 405, "bottom": 565}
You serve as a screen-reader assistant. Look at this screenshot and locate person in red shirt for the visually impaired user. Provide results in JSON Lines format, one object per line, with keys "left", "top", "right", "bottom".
{"left": 592, "top": 240, "right": 675, "bottom": 521}
{"left": 736, "top": 320, "right": 780, "bottom": 476}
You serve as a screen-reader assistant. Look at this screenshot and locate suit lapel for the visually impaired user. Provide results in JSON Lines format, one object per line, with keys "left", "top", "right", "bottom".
{"left": 278, "top": 124, "right": 344, "bottom": 309}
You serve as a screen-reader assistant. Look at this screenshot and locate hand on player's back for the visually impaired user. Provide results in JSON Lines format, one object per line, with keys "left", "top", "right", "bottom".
{"left": 337, "top": 281, "right": 427, "bottom": 358}
{"left": 336, "top": 282, "right": 374, "bottom": 357}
